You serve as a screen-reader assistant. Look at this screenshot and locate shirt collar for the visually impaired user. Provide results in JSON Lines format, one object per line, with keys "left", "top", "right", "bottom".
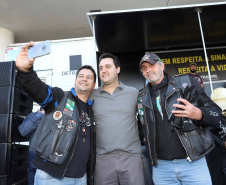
{"left": 70, "top": 88, "right": 93, "bottom": 105}
{"left": 99, "top": 81, "right": 123, "bottom": 93}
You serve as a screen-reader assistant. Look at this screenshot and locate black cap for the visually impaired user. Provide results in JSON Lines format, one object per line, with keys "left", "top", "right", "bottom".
{"left": 140, "top": 53, "right": 161, "bottom": 68}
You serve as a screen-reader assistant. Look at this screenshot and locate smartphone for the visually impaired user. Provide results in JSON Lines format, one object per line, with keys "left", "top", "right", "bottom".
{"left": 28, "top": 40, "right": 51, "bottom": 59}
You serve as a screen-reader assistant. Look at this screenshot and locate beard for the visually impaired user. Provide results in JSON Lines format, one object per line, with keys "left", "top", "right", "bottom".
{"left": 74, "top": 82, "right": 90, "bottom": 93}
{"left": 146, "top": 66, "right": 163, "bottom": 84}
{"left": 190, "top": 69, "right": 197, "bottom": 73}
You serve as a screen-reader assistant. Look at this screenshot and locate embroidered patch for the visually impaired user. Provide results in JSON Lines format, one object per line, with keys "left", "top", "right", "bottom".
{"left": 65, "top": 99, "right": 75, "bottom": 111}
{"left": 210, "top": 111, "right": 219, "bottom": 117}
{"left": 140, "top": 116, "right": 145, "bottom": 125}
{"left": 137, "top": 97, "right": 142, "bottom": 103}
{"left": 55, "top": 150, "right": 63, "bottom": 162}
{"left": 53, "top": 111, "right": 62, "bottom": 120}
{"left": 143, "top": 54, "right": 150, "bottom": 60}
{"left": 66, "top": 120, "right": 76, "bottom": 132}
{"left": 182, "top": 83, "right": 188, "bottom": 88}
{"left": 63, "top": 108, "right": 73, "bottom": 117}
{"left": 138, "top": 109, "right": 144, "bottom": 116}
{"left": 81, "top": 110, "right": 91, "bottom": 126}
{"left": 138, "top": 103, "right": 143, "bottom": 110}
{"left": 55, "top": 120, "right": 65, "bottom": 129}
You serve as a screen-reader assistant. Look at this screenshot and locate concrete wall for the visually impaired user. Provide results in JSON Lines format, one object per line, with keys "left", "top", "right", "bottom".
{"left": 0, "top": 27, "right": 14, "bottom": 62}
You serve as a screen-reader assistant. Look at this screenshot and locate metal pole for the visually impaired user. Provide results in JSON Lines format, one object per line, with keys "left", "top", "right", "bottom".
{"left": 195, "top": 8, "right": 213, "bottom": 92}
{"left": 91, "top": 15, "right": 96, "bottom": 51}
{"left": 91, "top": 16, "right": 98, "bottom": 85}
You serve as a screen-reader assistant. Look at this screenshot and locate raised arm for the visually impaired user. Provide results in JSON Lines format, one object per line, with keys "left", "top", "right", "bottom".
{"left": 16, "top": 41, "right": 35, "bottom": 72}
{"left": 15, "top": 42, "right": 64, "bottom": 113}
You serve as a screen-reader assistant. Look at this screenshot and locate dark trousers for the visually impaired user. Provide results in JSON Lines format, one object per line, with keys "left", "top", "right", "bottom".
{"left": 221, "top": 151, "right": 226, "bottom": 181}
{"left": 95, "top": 150, "right": 145, "bottom": 185}
{"left": 206, "top": 147, "right": 226, "bottom": 185}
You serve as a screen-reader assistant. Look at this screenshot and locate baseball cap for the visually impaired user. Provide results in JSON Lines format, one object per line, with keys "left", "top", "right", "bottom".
{"left": 211, "top": 87, "right": 226, "bottom": 111}
{"left": 140, "top": 53, "right": 161, "bottom": 68}
{"left": 190, "top": 62, "right": 197, "bottom": 66}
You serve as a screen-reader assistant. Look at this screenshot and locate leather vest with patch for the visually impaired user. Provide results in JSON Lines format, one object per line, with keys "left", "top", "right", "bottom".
{"left": 30, "top": 91, "right": 82, "bottom": 164}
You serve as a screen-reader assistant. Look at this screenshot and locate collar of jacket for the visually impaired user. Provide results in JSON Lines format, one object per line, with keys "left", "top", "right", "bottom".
{"left": 140, "top": 73, "right": 178, "bottom": 108}
{"left": 70, "top": 87, "right": 93, "bottom": 105}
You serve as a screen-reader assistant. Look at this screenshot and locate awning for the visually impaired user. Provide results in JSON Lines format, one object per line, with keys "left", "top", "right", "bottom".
{"left": 87, "top": 2, "right": 226, "bottom": 92}
{"left": 87, "top": 2, "right": 226, "bottom": 53}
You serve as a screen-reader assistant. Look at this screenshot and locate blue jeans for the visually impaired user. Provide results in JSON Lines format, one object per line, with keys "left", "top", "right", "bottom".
{"left": 153, "top": 157, "right": 212, "bottom": 185}
{"left": 28, "top": 150, "right": 37, "bottom": 185}
{"left": 142, "top": 146, "right": 154, "bottom": 185}
{"left": 34, "top": 169, "right": 87, "bottom": 185}
{"left": 28, "top": 167, "right": 36, "bottom": 185}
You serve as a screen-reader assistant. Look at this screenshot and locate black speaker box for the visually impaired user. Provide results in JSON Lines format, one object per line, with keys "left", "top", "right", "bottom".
{"left": 0, "top": 61, "right": 15, "bottom": 87}
{"left": 0, "top": 61, "right": 23, "bottom": 88}
{"left": 0, "top": 175, "right": 6, "bottom": 185}
{"left": 0, "top": 86, "right": 32, "bottom": 116}
{"left": 0, "top": 173, "right": 27, "bottom": 185}
{"left": 0, "top": 114, "right": 28, "bottom": 143}
{"left": 0, "top": 143, "right": 28, "bottom": 176}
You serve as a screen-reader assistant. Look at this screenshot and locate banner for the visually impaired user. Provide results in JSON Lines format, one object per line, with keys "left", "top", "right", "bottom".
{"left": 159, "top": 48, "right": 226, "bottom": 83}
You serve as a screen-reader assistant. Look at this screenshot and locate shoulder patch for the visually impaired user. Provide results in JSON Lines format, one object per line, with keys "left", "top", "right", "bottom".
{"left": 138, "top": 88, "right": 146, "bottom": 97}
{"left": 182, "top": 83, "right": 189, "bottom": 88}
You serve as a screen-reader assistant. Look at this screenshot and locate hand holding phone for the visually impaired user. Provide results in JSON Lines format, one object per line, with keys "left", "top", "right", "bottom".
{"left": 16, "top": 41, "right": 35, "bottom": 72}
{"left": 28, "top": 40, "right": 51, "bottom": 59}
{"left": 168, "top": 102, "right": 184, "bottom": 121}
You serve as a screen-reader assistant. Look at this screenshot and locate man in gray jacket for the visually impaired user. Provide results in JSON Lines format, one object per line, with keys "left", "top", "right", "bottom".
{"left": 90, "top": 53, "right": 145, "bottom": 185}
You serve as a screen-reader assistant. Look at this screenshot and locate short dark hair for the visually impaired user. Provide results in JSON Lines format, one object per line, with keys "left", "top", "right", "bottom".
{"left": 99, "top": 53, "right": 121, "bottom": 69}
{"left": 76, "top": 65, "right": 96, "bottom": 83}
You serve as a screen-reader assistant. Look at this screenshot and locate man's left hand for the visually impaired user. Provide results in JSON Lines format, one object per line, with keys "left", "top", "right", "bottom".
{"left": 172, "top": 98, "right": 203, "bottom": 121}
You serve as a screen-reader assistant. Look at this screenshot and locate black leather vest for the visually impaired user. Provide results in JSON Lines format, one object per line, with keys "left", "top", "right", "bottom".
{"left": 30, "top": 91, "right": 82, "bottom": 164}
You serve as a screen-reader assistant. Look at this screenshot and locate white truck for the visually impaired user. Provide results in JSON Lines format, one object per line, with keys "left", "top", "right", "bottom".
{"left": 6, "top": 37, "right": 98, "bottom": 111}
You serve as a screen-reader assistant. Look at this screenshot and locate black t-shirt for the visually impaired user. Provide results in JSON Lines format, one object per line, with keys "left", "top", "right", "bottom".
{"left": 64, "top": 97, "right": 91, "bottom": 178}
{"left": 149, "top": 75, "right": 187, "bottom": 160}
